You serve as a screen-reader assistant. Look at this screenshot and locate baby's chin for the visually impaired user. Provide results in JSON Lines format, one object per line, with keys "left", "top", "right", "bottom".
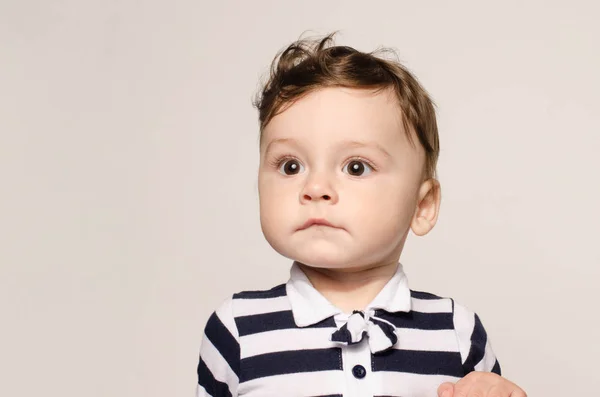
{"left": 282, "top": 246, "right": 366, "bottom": 270}
{"left": 265, "top": 231, "right": 383, "bottom": 270}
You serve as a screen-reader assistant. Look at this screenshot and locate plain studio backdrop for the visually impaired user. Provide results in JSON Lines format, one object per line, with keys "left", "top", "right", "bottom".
{"left": 1, "top": 1, "right": 598, "bottom": 396}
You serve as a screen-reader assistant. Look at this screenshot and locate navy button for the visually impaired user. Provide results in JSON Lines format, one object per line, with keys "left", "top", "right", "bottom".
{"left": 352, "top": 364, "right": 366, "bottom": 379}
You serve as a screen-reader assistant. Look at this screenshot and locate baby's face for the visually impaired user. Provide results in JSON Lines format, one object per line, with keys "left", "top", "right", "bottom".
{"left": 258, "top": 87, "right": 428, "bottom": 270}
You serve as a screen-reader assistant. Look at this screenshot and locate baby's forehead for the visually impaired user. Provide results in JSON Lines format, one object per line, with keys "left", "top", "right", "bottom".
{"left": 262, "top": 87, "right": 409, "bottom": 146}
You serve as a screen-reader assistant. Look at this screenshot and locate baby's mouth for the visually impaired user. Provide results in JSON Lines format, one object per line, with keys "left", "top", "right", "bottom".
{"left": 298, "top": 218, "right": 342, "bottom": 231}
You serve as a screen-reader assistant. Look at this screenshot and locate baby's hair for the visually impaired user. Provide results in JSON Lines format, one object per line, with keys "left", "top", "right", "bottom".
{"left": 253, "top": 32, "right": 440, "bottom": 180}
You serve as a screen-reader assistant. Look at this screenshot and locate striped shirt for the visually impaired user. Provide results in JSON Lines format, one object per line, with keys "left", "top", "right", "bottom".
{"left": 197, "top": 262, "right": 500, "bottom": 397}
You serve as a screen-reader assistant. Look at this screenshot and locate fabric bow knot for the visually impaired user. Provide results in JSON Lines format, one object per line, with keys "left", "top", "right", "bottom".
{"left": 330, "top": 310, "right": 398, "bottom": 354}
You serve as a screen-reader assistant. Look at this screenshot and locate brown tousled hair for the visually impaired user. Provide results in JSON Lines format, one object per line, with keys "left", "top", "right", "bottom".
{"left": 253, "top": 32, "right": 440, "bottom": 180}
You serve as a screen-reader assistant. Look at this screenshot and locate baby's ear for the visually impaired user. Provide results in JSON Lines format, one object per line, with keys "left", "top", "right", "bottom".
{"left": 410, "top": 178, "right": 441, "bottom": 236}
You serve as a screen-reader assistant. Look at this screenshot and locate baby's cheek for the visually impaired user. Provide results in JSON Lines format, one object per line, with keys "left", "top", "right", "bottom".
{"left": 259, "top": 212, "right": 289, "bottom": 257}
{"left": 259, "top": 194, "right": 295, "bottom": 239}
{"left": 355, "top": 193, "right": 411, "bottom": 234}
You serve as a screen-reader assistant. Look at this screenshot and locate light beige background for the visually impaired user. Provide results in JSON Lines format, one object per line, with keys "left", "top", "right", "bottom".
{"left": 1, "top": 1, "right": 598, "bottom": 396}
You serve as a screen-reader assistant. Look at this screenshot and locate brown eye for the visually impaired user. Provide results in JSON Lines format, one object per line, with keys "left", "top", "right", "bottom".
{"left": 278, "top": 159, "right": 304, "bottom": 175}
{"left": 343, "top": 160, "right": 372, "bottom": 176}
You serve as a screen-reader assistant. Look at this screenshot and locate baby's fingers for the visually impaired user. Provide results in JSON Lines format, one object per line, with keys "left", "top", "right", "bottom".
{"left": 437, "top": 382, "right": 454, "bottom": 397}
{"left": 487, "top": 383, "right": 528, "bottom": 397}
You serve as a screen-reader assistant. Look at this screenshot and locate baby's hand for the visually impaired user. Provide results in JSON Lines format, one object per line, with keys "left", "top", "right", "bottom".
{"left": 437, "top": 372, "right": 526, "bottom": 397}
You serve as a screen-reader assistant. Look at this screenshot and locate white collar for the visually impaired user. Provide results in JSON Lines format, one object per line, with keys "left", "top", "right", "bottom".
{"left": 285, "top": 261, "right": 412, "bottom": 327}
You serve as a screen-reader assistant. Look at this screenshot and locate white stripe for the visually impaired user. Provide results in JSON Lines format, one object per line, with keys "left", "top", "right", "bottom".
{"left": 371, "top": 371, "right": 460, "bottom": 396}
{"left": 234, "top": 296, "right": 291, "bottom": 317}
{"left": 239, "top": 325, "right": 459, "bottom": 358}
{"left": 196, "top": 384, "right": 211, "bottom": 397}
{"left": 474, "top": 339, "right": 497, "bottom": 371}
{"left": 240, "top": 327, "right": 336, "bottom": 359}
{"left": 394, "top": 328, "right": 459, "bottom": 352}
{"left": 411, "top": 297, "right": 453, "bottom": 313}
{"left": 239, "top": 370, "right": 343, "bottom": 397}
{"left": 200, "top": 333, "right": 239, "bottom": 391}
{"left": 215, "top": 297, "right": 239, "bottom": 340}
{"left": 452, "top": 302, "right": 475, "bottom": 364}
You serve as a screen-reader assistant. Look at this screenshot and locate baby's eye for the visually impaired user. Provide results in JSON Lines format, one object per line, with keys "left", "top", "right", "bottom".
{"left": 343, "top": 160, "right": 373, "bottom": 176}
{"left": 278, "top": 159, "right": 305, "bottom": 175}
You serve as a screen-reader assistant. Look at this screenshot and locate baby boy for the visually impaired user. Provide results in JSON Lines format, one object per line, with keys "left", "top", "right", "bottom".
{"left": 196, "top": 33, "right": 527, "bottom": 397}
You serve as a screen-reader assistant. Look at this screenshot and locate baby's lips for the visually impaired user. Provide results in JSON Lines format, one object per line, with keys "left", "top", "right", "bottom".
{"left": 298, "top": 218, "right": 339, "bottom": 230}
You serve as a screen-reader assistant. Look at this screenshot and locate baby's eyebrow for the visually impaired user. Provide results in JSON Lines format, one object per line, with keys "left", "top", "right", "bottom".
{"left": 263, "top": 138, "right": 391, "bottom": 158}
{"left": 264, "top": 138, "right": 300, "bottom": 155}
{"left": 340, "top": 140, "right": 392, "bottom": 158}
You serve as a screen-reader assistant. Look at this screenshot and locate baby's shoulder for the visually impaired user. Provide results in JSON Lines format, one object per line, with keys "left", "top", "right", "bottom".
{"left": 409, "top": 289, "right": 488, "bottom": 334}
{"left": 409, "top": 289, "right": 455, "bottom": 313}
{"left": 408, "top": 289, "right": 478, "bottom": 317}
{"left": 410, "top": 289, "right": 449, "bottom": 301}
{"left": 211, "top": 283, "right": 291, "bottom": 321}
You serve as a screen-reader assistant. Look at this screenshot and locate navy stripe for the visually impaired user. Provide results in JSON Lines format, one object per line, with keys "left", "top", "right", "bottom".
{"left": 233, "top": 284, "right": 287, "bottom": 299}
{"left": 240, "top": 348, "right": 342, "bottom": 382}
{"left": 236, "top": 310, "right": 336, "bottom": 337}
{"left": 411, "top": 290, "right": 444, "bottom": 300}
{"left": 330, "top": 323, "right": 354, "bottom": 343}
{"left": 491, "top": 359, "right": 501, "bottom": 375}
{"left": 462, "top": 314, "right": 487, "bottom": 373}
{"left": 375, "top": 310, "right": 454, "bottom": 330}
{"left": 205, "top": 312, "right": 240, "bottom": 376}
{"left": 372, "top": 350, "right": 464, "bottom": 377}
{"left": 197, "top": 357, "right": 233, "bottom": 397}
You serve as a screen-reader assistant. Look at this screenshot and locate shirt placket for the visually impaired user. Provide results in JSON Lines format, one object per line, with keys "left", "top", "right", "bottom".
{"left": 335, "top": 313, "right": 374, "bottom": 397}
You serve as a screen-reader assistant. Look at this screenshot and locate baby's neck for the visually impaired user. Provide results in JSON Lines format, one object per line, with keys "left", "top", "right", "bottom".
{"left": 297, "top": 261, "right": 399, "bottom": 314}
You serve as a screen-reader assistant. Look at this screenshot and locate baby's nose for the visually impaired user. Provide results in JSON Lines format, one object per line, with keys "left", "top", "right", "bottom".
{"left": 300, "top": 173, "right": 338, "bottom": 204}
